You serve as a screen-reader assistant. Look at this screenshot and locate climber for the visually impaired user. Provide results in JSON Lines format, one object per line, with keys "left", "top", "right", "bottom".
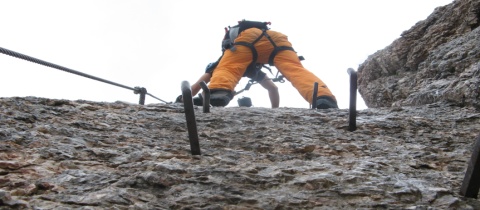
{"left": 208, "top": 19, "right": 338, "bottom": 109}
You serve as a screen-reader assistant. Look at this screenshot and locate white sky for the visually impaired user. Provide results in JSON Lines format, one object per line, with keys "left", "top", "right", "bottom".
{"left": 0, "top": 0, "right": 453, "bottom": 109}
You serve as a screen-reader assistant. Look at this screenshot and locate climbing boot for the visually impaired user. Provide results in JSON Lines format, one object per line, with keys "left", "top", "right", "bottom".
{"left": 210, "top": 89, "right": 233, "bottom": 107}
{"left": 193, "top": 94, "right": 203, "bottom": 106}
{"left": 316, "top": 96, "right": 339, "bottom": 109}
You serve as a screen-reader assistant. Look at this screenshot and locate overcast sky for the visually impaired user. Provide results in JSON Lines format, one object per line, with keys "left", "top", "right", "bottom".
{"left": 1, "top": 0, "right": 453, "bottom": 109}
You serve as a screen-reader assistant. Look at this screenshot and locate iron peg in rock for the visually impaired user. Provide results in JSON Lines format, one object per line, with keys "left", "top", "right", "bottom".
{"left": 312, "top": 82, "right": 318, "bottom": 109}
{"left": 134, "top": 87, "right": 147, "bottom": 105}
{"left": 199, "top": 81, "right": 210, "bottom": 113}
{"left": 347, "top": 68, "right": 357, "bottom": 131}
{"left": 181, "top": 81, "right": 201, "bottom": 155}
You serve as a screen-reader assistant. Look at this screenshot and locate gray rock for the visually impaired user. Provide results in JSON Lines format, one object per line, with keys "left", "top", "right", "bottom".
{"left": 358, "top": 0, "right": 480, "bottom": 109}
{"left": 0, "top": 96, "right": 479, "bottom": 209}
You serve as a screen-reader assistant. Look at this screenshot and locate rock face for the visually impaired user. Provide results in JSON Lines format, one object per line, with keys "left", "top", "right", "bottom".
{"left": 1, "top": 96, "right": 480, "bottom": 209}
{"left": 357, "top": 0, "right": 480, "bottom": 108}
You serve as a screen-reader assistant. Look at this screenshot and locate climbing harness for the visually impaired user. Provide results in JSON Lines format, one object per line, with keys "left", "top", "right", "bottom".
{"left": 222, "top": 19, "right": 304, "bottom": 69}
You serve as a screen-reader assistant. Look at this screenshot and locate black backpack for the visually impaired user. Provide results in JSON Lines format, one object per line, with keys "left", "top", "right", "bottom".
{"left": 222, "top": 20, "right": 270, "bottom": 51}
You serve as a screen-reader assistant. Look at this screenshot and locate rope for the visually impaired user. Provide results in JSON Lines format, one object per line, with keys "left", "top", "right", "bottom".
{"left": 0, "top": 46, "right": 168, "bottom": 103}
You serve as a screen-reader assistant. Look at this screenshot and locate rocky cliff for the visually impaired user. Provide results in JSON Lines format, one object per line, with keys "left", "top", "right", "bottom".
{"left": 357, "top": 0, "right": 480, "bottom": 108}
{"left": 1, "top": 97, "right": 480, "bottom": 209}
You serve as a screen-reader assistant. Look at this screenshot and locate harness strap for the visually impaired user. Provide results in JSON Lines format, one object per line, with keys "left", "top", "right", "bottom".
{"left": 262, "top": 31, "right": 300, "bottom": 66}
{"left": 233, "top": 30, "right": 266, "bottom": 70}
{"left": 268, "top": 46, "right": 296, "bottom": 66}
{"left": 235, "top": 42, "right": 258, "bottom": 67}
{"left": 234, "top": 30, "right": 301, "bottom": 68}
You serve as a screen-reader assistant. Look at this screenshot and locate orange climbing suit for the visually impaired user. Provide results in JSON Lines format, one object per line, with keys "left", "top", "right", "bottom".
{"left": 208, "top": 28, "right": 336, "bottom": 105}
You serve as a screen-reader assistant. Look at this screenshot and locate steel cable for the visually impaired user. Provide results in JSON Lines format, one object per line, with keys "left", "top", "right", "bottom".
{"left": 0, "top": 46, "right": 168, "bottom": 103}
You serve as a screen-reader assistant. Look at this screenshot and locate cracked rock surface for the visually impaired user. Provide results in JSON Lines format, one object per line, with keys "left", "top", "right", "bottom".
{"left": 1, "top": 97, "right": 480, "bottom": 209}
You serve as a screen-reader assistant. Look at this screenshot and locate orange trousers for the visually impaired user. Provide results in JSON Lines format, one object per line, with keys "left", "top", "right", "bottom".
{"left": 209, "top": 28, "right": 336, "bottom": 104}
